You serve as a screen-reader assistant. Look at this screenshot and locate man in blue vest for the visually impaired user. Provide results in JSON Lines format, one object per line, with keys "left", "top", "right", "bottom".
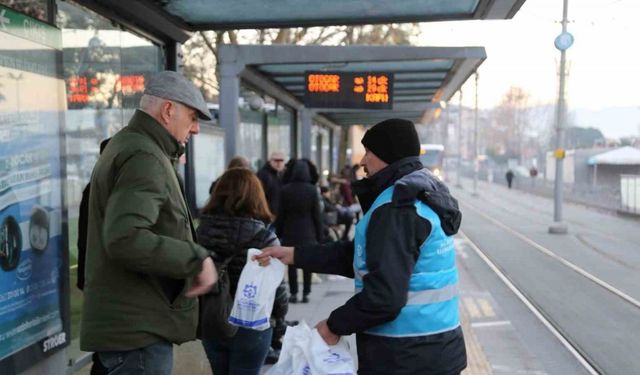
{"left": 257, "top": 118, "right": 466, "bottom": 374}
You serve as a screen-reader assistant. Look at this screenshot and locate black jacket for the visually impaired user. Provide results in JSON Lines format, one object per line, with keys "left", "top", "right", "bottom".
{"left": 257, "top": 163, "right": 282, "bottom": 215}
{"left": 295, "top": 157, "right": 466, "bottom": 375}
{"left": 275, "top": 159, "right": 323, "bottom": 246}
{"left": 196, "top": 213, "right": 288, "bottom": 326}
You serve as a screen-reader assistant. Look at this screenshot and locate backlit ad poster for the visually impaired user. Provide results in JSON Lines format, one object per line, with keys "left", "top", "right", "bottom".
{"left": 0, "top": 5, "right": 69, "bottom": 370}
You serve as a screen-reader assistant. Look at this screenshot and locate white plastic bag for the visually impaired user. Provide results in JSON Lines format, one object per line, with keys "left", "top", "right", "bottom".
{"left": 228, "top": 248, "right": 285, "bottom": 331}
{"left": 266, "top": 321, "right": 312, "bottom": 375}
{"left": 266, "top": 321, "right": 356, "bottom": 375}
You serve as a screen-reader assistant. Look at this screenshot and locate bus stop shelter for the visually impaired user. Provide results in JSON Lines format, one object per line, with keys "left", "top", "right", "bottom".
{"left": 0, "top": 1, "right": 527, "bottom": 374}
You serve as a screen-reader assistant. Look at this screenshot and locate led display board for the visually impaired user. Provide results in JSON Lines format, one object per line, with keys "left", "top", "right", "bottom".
{"left": 304, "top": 71, "right": 393, "bottom": 109}
{"left": 67, "top": 74, "right": 146, "bottom": 104}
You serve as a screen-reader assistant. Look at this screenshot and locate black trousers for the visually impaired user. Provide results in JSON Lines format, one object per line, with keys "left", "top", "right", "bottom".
{"left": 356, "top": 327, "right": 467, "bottom": 375}
{"left": 288, "top": 266, "right": 311, "bottom": 296}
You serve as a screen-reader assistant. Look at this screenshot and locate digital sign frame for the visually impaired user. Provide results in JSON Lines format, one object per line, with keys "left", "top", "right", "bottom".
{"left": 304, "top": 71, "right": 394, "bottom": 110}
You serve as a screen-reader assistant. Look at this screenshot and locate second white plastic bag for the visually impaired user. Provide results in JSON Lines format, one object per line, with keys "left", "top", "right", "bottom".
{"left": 265, "top": 321, "right": 356, "bottom": 375}
{"left": 228, "top": 248, "right": 285, "bottom": 331}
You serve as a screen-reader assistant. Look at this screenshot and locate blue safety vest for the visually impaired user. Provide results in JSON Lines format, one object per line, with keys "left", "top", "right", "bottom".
{"left": 353, "top": 185, "right": 460, "bottom": 337}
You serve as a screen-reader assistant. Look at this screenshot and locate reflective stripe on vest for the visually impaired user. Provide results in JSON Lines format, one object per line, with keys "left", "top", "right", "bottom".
{"left": 353, "top": 185, "right": 460, "bottom": 337}
{"left": 355, "top": 283, "right": 458, "bottom": 306}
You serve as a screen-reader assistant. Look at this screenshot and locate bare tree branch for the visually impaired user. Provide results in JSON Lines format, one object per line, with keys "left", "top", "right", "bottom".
{"left": 228, "top": 30, "right": 238, "bottom": 44}
{"left": 274, "top": 29, "right": 290, "bottom": 44}
{"left": 199, "top": 31, "right": 217, "bottom": 59}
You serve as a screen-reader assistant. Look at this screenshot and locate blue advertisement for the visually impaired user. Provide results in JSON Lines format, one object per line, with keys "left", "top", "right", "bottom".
{"left": 0, "top": 118, "right": 64, "bottom": 361}
{"left": 0, "top": 8, "right": 66, "bottom": 363}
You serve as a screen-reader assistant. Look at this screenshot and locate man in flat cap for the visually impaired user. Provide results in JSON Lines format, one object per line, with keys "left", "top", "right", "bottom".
{"left": 257, "top": 119, "right": 467, "bottom": 374}
{"left": 80, "top": 71, "right": 217, "bottom": 375}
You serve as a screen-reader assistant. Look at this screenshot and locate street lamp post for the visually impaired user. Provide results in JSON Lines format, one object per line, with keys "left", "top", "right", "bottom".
{"left": 549, "top": 0, "right": 572, "bottom": 234}
{"left": 456, "top": 89, "right": 462, "bottom": 188}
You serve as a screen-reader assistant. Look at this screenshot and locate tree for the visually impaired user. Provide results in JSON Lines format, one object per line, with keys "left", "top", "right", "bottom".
{"left": 490, "top": 86, "right": 531, "bottom": 163}
{"left": 565, "top": 127, "right": 605, "bottom": 149}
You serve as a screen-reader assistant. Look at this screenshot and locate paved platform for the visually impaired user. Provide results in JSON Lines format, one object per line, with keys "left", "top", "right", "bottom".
{"left": 72, "top": 249, "right": 542, "bottom": 375}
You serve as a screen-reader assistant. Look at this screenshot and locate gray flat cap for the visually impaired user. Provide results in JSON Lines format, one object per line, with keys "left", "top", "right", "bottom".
{"left": 144, "top": 71, "right": 212, "bottom": 120}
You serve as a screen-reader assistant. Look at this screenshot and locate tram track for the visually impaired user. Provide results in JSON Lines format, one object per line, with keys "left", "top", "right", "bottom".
{"left": 460, "top": 230, "right": 601, "bottom": 375}
{"left": 460, "top": 199, "right": 640, "bottom": 311}
{"left": 457, "top": 183, "right": 640, "bottom": 251}
{"left": 457, "top": 194, "right": 640, "bottom": 375}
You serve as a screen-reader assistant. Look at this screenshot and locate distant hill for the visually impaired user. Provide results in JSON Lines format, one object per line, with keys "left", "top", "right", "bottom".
{"left": 572, "top": 106, "right": 640, "bottom": 139}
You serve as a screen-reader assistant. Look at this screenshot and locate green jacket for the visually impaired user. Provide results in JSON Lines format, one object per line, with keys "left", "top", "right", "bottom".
{"left": 80, "top": 110, "right": 209, "bottom": 351}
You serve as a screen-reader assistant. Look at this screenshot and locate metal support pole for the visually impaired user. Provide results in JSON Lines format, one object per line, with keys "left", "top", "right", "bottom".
{"left": 300, "top": 108, "right": 313, "bottom": 159}
{"left": 472, "top": 72, "right": 479, "bottom": 196}
{"left": 443, "top": 101, "right": 450, "bottom": 150}
{"left": 550, "top": 0, "right": 570, "bottom": 234}
{"left": 456, "top": 90, "right": 463, "bottom": 188}
{"left": 219, "top": 62, "right": 242, "bottom": 164}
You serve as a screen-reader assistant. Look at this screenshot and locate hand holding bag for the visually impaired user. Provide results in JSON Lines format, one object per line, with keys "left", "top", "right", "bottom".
{"left": 228, "top": 248, "right": 285, "bottom": 331}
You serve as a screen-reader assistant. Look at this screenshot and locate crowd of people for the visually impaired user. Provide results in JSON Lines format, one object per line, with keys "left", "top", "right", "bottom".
{"left": 78, "top": 71, "right": 467, "bottom": 375}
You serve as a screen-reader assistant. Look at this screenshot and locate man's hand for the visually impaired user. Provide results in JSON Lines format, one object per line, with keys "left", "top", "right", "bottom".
{"left": 185, "top": 257, "right": 217, "bottom": 297}
{"left": 315, "top": 319, "right": 340, "bottom": 346}
{"left": 253, "top": 246, "right": 294, "bottom": 266}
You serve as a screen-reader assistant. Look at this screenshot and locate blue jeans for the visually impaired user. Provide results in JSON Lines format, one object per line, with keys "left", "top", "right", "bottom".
{"left": 202, "top": 327, "right": 273, "bottom": 375}
{"left": 97, "top": 341, "right": 173, "bottom": 375}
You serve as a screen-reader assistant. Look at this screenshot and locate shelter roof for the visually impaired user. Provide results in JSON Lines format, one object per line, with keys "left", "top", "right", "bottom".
{"left": 222, "top": 44, "right": 486, "bottom": 126}
{"left": 75, "top": 0, "right": 527, "bottom": 43}
{"left": 588, "top": 146, "right": 640, "bottom": 165}
{"left": 150, "top": 0, "right": 526, "bottom": 30}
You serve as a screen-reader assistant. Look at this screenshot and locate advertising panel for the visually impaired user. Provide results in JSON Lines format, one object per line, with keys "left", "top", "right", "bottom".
{"left": 0, "top": 5, "right": 69, "bottom": 372}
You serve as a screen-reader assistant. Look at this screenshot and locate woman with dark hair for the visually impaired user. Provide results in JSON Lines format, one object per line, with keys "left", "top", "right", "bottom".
{"left": 276, "top": 159, "right": 323, "bottom": 303}
{"left": 208, "top": 156, "right": 251, "bottom": 194}
{"left": 197, "top": 168, "right": 288, "bottom": 375}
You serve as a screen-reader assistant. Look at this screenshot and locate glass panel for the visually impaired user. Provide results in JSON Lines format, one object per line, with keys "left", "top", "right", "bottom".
{"left": 58, "top": 2, "right": 122, "bottom": 229}
{"left": 164, "top": 0, "right": 479, "bottom": 26}
{"left": 120, "top": 31, "right": 165, "bottom": 126}
{"left": 311, "top": 124, "right": 319, "bottom": 167}
{"left": 238, "top": 108, "right": 263, "bottom": 171}
{"left": 395, "top": 81, "right": 440, "bottom": 89}
{"left": 267, "top": 104, "right": 292, "bottom": 160}
{"left": 238, "top": 86, "right": 265, "bottom": 170}
{"left": 316, "top": 126, "right": 330, "bottom": 184}
{"left": 395, "top": 72, "right": 448, "bottom": 81}
{"left": 193, "top": 126, "right": 225, "bottom": 209}
{"left": 0, "top": 16, "right": 65, "bottom": 366}
{"left": 55, "top": 0, "right": 164, "bottom": 345}
{"left": 258, "top": 60, "right": 454, "bottom": 74}
{"left": 0, "top": 0, "right": 49, "bottom": 22}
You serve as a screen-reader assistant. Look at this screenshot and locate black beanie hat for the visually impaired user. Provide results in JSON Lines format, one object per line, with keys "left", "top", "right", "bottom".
{"left": 361, "top": 118, "right": 421, "bottom": 164}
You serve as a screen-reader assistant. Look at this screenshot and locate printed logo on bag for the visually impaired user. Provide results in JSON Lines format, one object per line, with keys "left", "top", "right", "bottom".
{"left": 323, "top": 352, "right": 342, "bottom": 363}
{"left": 302, "top": 365, "right": 311, "bottom": 375}
{"left": 243, "top": 283, "right": 257, "bottom": 299}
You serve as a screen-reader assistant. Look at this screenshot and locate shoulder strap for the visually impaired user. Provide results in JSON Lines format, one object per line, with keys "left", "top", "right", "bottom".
{"left": 218, "top": 254, "right": 237, "bottom": 271}
{"left": 217, "top": 227, "right": 272, "bottom": 271}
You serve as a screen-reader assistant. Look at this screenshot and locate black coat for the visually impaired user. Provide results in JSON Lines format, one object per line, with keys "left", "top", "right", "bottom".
{"left": 275, "top": 160, "right": 323, "bottom": 246}
{"left": 196, "top": 213, "right": 288, "bottom": 325}
{"left": 295, "top": 157, "right": 466, "bottom": 375}
{"left": 257, "top": 163, "right": 282, "bottom": 215}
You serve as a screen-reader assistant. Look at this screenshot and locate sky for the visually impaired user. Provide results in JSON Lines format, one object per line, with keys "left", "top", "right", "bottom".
{"left": 415, "top": 0, "right": 640, "bottom": 138}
